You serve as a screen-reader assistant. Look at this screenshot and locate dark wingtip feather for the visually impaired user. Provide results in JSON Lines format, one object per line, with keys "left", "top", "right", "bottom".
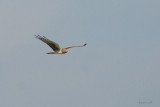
{"left": 83, "top": 43, "right": 87, "bottom": 46}
{"left": 35, "top": 35, "right": 46, "bottom": 41}
{"left": 35, "top": 34, "right": 41, "bottom": 39}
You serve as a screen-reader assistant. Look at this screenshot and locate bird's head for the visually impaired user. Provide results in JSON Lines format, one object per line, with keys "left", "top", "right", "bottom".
{"left": 62, "top": 48, "right": 68, "bottom": 53}
{"left": 65, "top": 51, "right": 68, "bottom": 53}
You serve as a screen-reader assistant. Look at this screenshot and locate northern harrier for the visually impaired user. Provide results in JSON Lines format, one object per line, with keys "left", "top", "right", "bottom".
{"left": 35, "top": 35, "right": 87, "bottom": 54}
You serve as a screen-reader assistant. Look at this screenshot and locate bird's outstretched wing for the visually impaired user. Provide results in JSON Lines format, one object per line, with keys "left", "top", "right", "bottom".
{"left": 65, "top": 43, "right": 87, "bottom": 50}
{"left": 35, "top": 35, "right": 61, "bottom": 51}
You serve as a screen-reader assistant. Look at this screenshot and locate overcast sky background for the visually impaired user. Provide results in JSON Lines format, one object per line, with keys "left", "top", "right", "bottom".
{"left": 0, "top": 0, "right": 160, "bottom": 107}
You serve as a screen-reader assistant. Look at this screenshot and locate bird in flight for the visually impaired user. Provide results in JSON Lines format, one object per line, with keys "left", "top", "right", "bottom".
{"left": 35, "top": 35, "right": 87, "bottom": 54}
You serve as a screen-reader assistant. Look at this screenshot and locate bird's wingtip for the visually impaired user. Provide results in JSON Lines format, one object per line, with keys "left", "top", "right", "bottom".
{"left": 34, "top": 34, "right": 40, "bottom": 38}
{"left": 83, "top": 43, "right": 87, "bottom": 46}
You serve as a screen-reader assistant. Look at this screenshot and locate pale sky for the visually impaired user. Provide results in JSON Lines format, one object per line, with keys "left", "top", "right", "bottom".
{"left": 0, "top": 0, "right": 160, "bottom": 107}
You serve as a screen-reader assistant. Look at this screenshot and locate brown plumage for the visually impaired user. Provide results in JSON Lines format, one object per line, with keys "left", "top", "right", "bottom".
{"left": 35, "top": 35, "right": 87, "bottom": 54}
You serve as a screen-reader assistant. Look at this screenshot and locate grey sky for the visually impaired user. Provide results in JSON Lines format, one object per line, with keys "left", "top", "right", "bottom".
{"left": 0, "top": 0, "right": 160, "bottom": 107}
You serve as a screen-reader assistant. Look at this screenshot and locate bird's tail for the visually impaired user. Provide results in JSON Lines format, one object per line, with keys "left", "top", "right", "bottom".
{"left": 47, "top": 52, "right": 56, "bottom": 54}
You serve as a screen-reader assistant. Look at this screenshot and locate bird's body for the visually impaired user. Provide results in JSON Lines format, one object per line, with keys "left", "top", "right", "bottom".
{"left": 47, "top": 48, "right": 67, "bottom": 54}
{"left": 35, "top": 35, "right": 87, "bottom": 54}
